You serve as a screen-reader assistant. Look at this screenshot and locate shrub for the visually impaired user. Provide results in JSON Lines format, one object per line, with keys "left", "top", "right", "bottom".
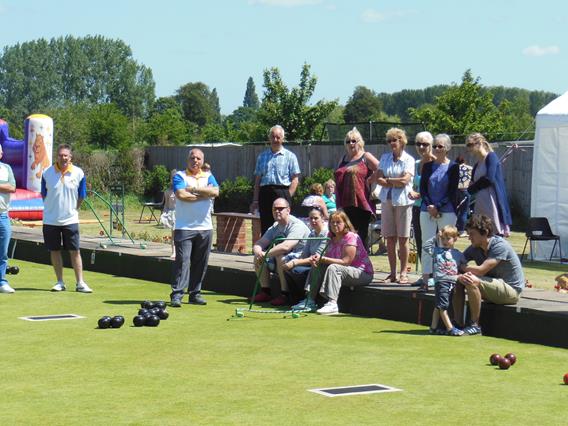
{"left": 215, "top": 176, "right": 254, "bottom": 213}
{"left": 143, "top": 164, "right": 170, "bottom": 197}
{"left": 292, "top": 167, "right": 335, "bottom": 206}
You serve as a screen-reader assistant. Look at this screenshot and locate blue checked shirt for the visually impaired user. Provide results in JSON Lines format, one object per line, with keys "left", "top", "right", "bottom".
{"left": 254, "top": 147, "right": 300, "bottom": 186}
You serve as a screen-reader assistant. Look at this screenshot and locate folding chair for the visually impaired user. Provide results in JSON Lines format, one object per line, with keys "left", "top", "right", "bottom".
{"left": 138, "top": 192, "right": 164, "bottom": 223}
{"left": 521, "top": 217, "right": 562, "bottom": 262}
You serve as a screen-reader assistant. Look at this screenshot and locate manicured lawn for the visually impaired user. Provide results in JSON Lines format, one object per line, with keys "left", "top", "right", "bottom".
{"left": 2, "top": 260, "right": 568, "bottom": 424}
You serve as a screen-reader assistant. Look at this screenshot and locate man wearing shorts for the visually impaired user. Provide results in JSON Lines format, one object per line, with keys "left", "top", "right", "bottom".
{"left": 41, "top": 144, "right": 91, "bottom": 293}
{"left": 453, "top": 214, "right": 524, "bottom": 335}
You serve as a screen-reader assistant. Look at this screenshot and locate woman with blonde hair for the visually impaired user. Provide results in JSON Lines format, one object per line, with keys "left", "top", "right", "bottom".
{"left": 373, "top": 128, "right": 415, "bottom": 284}
{"left": 334, "top": 128, "right": 379, "bottom": 251}
{"left": 322, "top": 179, "right": 337, "bottom": 213}
{"left": 466, "top": 133, "right": 512, "bottom": 236}
{"left": 311, "top": 210, "right": 373, "bottom": 315}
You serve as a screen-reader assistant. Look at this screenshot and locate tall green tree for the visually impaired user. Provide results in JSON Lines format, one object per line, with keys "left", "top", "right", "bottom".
{"left": 409, "top": 70, "right": 506, "bottom": 140}
{"left": 0, "top": 35, "right": 155, "bottom": 122}
{"left": 243, "top": 77, "right": 260, "bottom": 109}
{"left": 257, "top": 63, "right": 337, "bottom": 141}
{"left": 87, "top": 103, "right": 132, "bottom": 149}
{"left": 210, "top": 88, "right": 221, "bottom": 123}
{"left": 343, "top": 86, "right": 383, "bottom": 123}
{"left": 176, "top": 82, "right": 219, "bottom": 127}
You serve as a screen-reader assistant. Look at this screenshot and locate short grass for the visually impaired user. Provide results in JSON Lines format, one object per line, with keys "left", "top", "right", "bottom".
{"left": 2, "top": 261, "right": 568, "bottom": 425}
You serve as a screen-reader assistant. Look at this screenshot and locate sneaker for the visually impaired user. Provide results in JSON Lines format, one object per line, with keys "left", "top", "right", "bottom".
{"left": 0, "top": 283, "right": 15, "bottom": 293}
{"left": 447, "top": 327, "right": 464, "bottom": 336}
{"left": 170, "top": 299, "right": 182, "bottom": 308}
{"left": 317, "top": 300, "right": 338, "bottom": 315}
{"left": 270, "top": 294, "right": 289, "bottom": 306}
{"left": 251, "top": 291, "right": 271, "bottom": 303}
{"left": 189, "top": 294, "right": 207, "bottom": 305}
{"left": 292, "top": 298, "right": 317, "bottom": 312}
{"left": 463, "top": 324, "right": 482, "bottom": 336}
{"left": 51, "top": 282, "right": 66, "bottom": 292}
{"left": 76, "top": 282, "right": 93, "bottom": 293}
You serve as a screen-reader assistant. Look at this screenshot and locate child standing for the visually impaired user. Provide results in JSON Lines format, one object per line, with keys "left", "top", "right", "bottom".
{"left": 424, "top": 225, "right": 466, "bottom": 336}
{"left": 160, "top": 169, "right": 177, "bottom": 258}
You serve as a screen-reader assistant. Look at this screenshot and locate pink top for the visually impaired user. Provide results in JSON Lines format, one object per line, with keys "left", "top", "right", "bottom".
{"left": 326, "top": 231, "right": 373, "bottom": 275}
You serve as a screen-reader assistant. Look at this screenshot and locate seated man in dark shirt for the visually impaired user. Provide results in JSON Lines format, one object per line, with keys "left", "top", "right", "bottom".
{"left": 453, "top": 214, "right": 525, "bottom": 335}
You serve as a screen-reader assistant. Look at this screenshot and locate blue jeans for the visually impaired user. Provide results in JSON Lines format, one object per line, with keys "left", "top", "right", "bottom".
{"left": 0, "top": 213, "right": 11, "bottom": 285}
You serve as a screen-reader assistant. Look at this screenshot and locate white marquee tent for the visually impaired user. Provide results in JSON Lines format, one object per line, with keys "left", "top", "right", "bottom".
{"left": 530, "top": 91, "right": 568, "bottom": 260}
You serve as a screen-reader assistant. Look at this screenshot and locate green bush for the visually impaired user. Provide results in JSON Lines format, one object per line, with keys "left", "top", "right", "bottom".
{"left": 215, "top": 176, "right": 254, "bottom": 213}
{"left": 292, "top": 167, "right": 335, "bottom": 206}
{"left": 144, "top": 164, "right": 170, "bottom": 197}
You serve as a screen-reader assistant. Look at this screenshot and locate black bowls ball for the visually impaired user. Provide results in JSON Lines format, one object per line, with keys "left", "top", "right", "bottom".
{"left": 141, "top": 300, "right": 155, "bottom": 310}
{"left": 157, "top": 309, "right": 169, "bottom": 320}
{"left": 145, "top": 315, "right": 160, "bottom": 327}
{"left": 154, "top": 301, "right": 167, "bottom": 310}
{"left": 98, "top": 316, "right": 112, "bottom": 329}
{"left": 133, "top": 315, "right": 145, "bottom": 327}
{"left": 110, "top": 315, "right": 125, "bottom": 328}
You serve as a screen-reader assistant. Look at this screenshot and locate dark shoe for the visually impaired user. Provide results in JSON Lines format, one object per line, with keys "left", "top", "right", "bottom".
{"left": 270, "top": 294, "right": 289, "bottom": 306}
{"left": 463, "top": 324, "right": 482, "bottom": 335}
{"left": 189, "top": 294, "right": 207, "bottom": 305}
{"left": 170, "top": 299, "right": 182, "bottom": 308}
{"left": 251, "top": 291, "right": 271, "bottom": 303}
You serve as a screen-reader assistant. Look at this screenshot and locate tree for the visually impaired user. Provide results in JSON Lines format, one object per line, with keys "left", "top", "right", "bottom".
{"left": 87, "top": 103, "right": 132, "bottom": 149}
{"left": 257, "top": 63, "right": 337, "bottom": 141}
{"left": 210, "top": 88, "right": 221, "bottom": 123}
{"left": 145, "top": 107, "right": 190, "bottom": 145}
{"left": 243, "top": 77, "right": 259, "bottom": 109}
{"left": 343, "top": 86, "right": 383, "bottom": 123}
{"left": 409, "top": 70, "right": 506, "bottom": 141}
{"left": 0, "top": 35, "right": 155, "bottom": 122}
{"left": 176, "top": 82, "right": 219, "bottom": 126}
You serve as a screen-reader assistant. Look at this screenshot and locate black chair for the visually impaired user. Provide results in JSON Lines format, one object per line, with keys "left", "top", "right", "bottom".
{"left": 521, "top": 217, "right": 562, "bottom": 262}
{"left": 138, "top": 192, "right": 164, "bottom": 223}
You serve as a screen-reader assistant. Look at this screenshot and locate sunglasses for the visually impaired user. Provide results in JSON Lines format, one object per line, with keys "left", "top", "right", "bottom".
{"left": 387, "top": 138, "right": 400, "bottom": 143}
{"left": 466, "top": 142, "right": 477, "bottom": 148}
{"left": 416, "top": 142, "right": 430, "bottom": 148}
{"left": 273, "top": 206, "right": 288, "bottom": 211}
{"left": 433, "top": 145, "right": 445, "bottom": 149}
{"left": 345, "top": 139, "right": 358, "bottom": 144}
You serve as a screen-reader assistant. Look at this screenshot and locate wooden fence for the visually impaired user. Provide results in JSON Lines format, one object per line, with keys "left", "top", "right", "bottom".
{"left": 146, "top": 141, "right": 534, "bottom": 219}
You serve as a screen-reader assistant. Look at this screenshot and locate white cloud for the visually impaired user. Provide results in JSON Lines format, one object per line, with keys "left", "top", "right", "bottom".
{"left": 361, "top": 8, "right": 417, "bottom": 23}
{"left": 522, "top": 45, "right": 560, "bottom": 57}
{"left": 248, "top": 0, "right": 323, "bottom": 7}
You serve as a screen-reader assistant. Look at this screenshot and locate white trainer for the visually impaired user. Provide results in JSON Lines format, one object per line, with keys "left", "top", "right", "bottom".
{"left": 0, "top": 283, "right": 15, "bottom": 293}
{"left": 76, "top": 282, "right": 93, "bottom": 293}
{"left": 317, "top": 300, "right": 338, "bottom": 315}
{"left": 51, "top": 282, "right": 66, "bottom": 292}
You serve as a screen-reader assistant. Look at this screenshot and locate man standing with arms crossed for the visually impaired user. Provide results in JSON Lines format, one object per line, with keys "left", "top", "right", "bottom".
{"left": 250, "top": 125, "right": 300, "bottom": 235}
{"left": 170, "top": 148, "right": 219, "bottom": 307}
{"left": 42, "top": 144, "right": 92, "bottom": 293}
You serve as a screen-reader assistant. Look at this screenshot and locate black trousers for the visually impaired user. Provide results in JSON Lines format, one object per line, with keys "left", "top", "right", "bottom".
{"left": 412, "top": 205, "right": 422, "bottom": 262}
{"left": 259, "top": 185, "right": 291, "bottom": 235}
{"left": 343, "top": 206, "right": 372, "bottom": 252}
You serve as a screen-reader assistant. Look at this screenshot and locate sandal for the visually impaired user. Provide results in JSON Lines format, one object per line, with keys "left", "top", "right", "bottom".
{"left": 398, "top": 274, "right": 409, "bottom": 285}
{"left": 378, "top": 274, "right": 397, "bottom": 283}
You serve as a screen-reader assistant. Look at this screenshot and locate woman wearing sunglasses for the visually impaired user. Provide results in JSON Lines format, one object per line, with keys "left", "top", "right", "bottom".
{"left": 334, "top": 128, "right": 379, "bottom": 251}
{"left": 417, "top": 133, "right": 459, "bottom": 291}
{"left": 465, "top": 133, "right": 512, "bottom": 237}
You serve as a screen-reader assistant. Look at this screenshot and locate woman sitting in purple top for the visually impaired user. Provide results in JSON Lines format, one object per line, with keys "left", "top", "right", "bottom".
{"left": 417, "top": 134, "right": 459, "bottom": 291}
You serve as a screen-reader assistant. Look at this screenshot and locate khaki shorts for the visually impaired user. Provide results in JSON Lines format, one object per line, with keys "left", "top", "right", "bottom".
{"left": 478, "top": 277, "right": 520, "bottom": 304}
{"left": 381, "top": 200, "right": 412, "bottom": 238}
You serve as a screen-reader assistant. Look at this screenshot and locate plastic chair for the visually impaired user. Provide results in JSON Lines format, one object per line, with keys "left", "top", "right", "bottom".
{"left": 138, "top": 192, "right": 164, "bottom": 223}
{"left": 521, "top": 217, "right": 562, "bottom": 262}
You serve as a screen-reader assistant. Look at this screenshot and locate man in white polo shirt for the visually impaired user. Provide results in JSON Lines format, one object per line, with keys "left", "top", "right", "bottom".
{"left": 41, "top": 144, "right": 92, "bottom": 293}
{"left": 170, "top": 148, "right": 219, "bottom": 307}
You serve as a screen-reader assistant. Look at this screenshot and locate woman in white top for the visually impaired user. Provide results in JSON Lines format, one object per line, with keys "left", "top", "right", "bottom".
{"left": 372, "top": 128, "right": 415, "bottom": 284}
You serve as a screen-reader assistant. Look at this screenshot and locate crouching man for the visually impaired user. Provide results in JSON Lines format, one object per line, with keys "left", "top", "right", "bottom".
{"left": 252, "top": 198, "right": 310, "bottom": 306}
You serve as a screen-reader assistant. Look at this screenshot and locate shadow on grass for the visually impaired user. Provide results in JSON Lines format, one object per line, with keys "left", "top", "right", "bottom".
{"left": 103, "top": 300, "right": 150, "bottom": 305}
{"left": 14, "top": 287, "right": 51, "bottom": 292}
{"left": 375, "top": 329, "right": 429, "bottom": 336}
{"left": 217, "top": 298, "right": 249, "bottom": 305}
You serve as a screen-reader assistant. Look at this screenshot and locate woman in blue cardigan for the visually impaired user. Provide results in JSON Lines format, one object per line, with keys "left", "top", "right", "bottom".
{"left": 466, "top": 133, "right": 512, "bottom": 236}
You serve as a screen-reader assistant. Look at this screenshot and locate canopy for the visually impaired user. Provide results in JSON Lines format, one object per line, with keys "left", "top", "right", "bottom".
{"left": 530, "top": 91, "right": 568, "bottom": 260}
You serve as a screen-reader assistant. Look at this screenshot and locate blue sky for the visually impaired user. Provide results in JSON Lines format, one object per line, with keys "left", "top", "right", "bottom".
{"left": 0, "top": 0, "right": 566, "bottom": 114}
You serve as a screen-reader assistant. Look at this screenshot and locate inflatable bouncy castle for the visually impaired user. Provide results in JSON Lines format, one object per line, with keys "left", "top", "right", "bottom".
{"left": 0, "top": 114, "right": 53, "bottom": 220}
